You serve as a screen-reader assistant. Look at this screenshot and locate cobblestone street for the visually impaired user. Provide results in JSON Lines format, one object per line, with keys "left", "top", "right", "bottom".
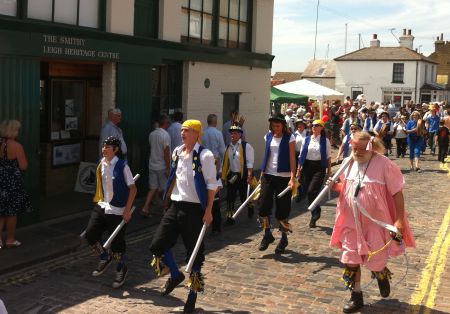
{"left": 1, "top": 153, "right": 449, "bottom": 314}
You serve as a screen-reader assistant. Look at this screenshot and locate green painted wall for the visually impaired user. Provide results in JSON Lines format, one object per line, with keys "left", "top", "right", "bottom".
{"left": 0, "top": 56, "right": 40, "bottom": 224}
{"left": 117, "top": 63, "right": 153, "bottom": 195}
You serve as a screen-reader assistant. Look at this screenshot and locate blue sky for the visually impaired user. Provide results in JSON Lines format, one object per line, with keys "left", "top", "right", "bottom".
{"left": 272, "top": 0, "right": 450, "bottom": 74}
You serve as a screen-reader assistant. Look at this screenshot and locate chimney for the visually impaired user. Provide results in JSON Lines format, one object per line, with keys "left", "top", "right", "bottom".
{"left": 370, "top": 34, "right": 380, "bottom": 48}
{"left": 399, "top": 28, "right": 414, "bottom": 50}
{"left": 435, "top": 33, "right": 445, "bottom": 51}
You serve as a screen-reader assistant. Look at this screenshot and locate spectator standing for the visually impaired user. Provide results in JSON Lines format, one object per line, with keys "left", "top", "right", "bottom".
{"left": 0, "top": 120, "right": 32, "bottom": 249}
{"left": 167, "top": 112, "right": 183, "bottom": 154}
{"left": 141, "top": 115, "right": 171, "bottom": 216}
{"left": 99, "top": 108, "right": 127, "bottom": 159}
{"left": 202, "top": 114, "right": 226, "bottom": 170}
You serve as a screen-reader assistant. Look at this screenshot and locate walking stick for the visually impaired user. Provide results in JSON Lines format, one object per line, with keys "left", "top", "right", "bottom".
{"left": 103, "top": 206, "right": 135, "bottom": 250}
{"left": 80, "top": 174, "right": 140, "bottom": 238}
{"left": 277, "top": 185, "right": 292, "bottom": 198}
{"left": 185, "top": 223, "right": 207, "bottom": 273}
{"left": 231, "top": 184, "right": 261, "bottom": 219}
{"left": 307, "top": 157, "right": 352, "bottom": 211}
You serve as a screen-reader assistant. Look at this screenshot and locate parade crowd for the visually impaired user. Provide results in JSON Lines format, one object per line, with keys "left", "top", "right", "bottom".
{"left": 1, "top": 97, "right": 449, "bottom": 313}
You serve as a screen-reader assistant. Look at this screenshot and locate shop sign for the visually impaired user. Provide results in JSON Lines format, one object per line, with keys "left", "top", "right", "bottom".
{"left": 381, "top": 86, "right": 414, "bottom": 92}
{"left": 42, "top": 34, "right": 120, "bottom": 61}
{"left": 75, "top": 162, "right": 97, "bottom": 194}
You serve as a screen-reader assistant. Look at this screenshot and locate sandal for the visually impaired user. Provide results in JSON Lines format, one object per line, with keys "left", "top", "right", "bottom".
{"left": 6, "top": 240, "right": 21, "bottom": 248}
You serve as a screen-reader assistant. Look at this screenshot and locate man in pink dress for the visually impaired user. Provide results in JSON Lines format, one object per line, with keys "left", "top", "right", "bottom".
{"left": 329, "top": 131, "right": 415, "bottom": 313}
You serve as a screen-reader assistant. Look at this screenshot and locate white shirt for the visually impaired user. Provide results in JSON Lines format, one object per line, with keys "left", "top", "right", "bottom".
{"left": 265, "top": 134, "right": 295, "bottom": 177}
{"left": 170, "top": 143, "right": 218, "bottom": 204}
{"left": 98, "top": 156, "right": 135, "bottom": 215}
{"left": 226, "top": 139, "right": 255, "bottom": 173}
{"left": 374, "top": 120, "right": 394, "bottom": 135}
{"left": 394, "top": 122, "right": 407, "bottom": 139}
{"left": 294, "top": 129, "right": 308, "bottom": 153}
{"left": 285, "top": 115, "right": 295, "bottom": 133}
{"left": 167, "top": 122, "right": 182, "bottom": 153}
{"left": 300, "top": 134, "right": 331, "bottom": 161}
{"left": 148, "top": 128, "right": 171, "bottom": 171}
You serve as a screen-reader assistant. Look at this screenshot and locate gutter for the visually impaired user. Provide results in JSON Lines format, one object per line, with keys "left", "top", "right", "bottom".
{"left": 415, "top": 61, "right": 419, "bottom": 102}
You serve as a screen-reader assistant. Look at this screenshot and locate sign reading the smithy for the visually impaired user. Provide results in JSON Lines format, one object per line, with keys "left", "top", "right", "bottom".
{"left": 42, "top": 34, "right": 120, "bottom": 60}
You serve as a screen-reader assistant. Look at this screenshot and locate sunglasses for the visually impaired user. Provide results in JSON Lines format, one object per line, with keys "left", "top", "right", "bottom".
{"left": 312, "top": 124, "right": 322, "bottom": 127}
{"left": 350, "top": 128, "right": 358, "bottom": 130}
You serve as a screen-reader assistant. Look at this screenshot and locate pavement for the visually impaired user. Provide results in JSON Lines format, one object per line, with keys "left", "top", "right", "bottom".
{"left": 0, "top": 149, "right": 449, "bottom": 313}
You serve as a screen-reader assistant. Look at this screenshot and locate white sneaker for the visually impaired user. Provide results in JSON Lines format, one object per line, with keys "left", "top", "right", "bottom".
{"left": 112, "top": 265, "right": 128, "bottom": 288}
{"left": 92, "top": 256, "right": 112, "bottom": 276}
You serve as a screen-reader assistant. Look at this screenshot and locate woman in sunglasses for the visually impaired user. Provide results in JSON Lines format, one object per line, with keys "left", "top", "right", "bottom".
{"left": 297, "top": 119, "right": 332, "bottom": 228}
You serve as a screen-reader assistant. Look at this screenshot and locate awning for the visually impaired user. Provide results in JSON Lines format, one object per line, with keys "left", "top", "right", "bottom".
{"left": 270, "top": 87, "right": 308, "bottom": 104}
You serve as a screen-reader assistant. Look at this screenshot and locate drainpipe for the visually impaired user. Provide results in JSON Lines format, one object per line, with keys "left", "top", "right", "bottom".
{"left": 415, "top": 61, "right": 419, "bottom": 102}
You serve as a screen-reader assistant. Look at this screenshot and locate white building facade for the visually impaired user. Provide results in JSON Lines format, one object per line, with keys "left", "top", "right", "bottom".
{"left": 334, "top": 31, "right": 440, "bottom": 105}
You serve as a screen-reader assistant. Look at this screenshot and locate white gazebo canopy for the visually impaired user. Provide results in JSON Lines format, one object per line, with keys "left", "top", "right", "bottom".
{"left": 275, "top": 79, "right": 344, "bottom": 102}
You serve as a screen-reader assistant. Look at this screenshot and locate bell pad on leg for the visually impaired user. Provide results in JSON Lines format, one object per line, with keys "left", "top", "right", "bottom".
{"left": 187, "top": 272, "right": 205, "bottom": 293}
{"left": 150, "top": 255, "right": 169, "bottom": 277}
{"left": 341, "top": 266, "right": 360, "bottom": 291}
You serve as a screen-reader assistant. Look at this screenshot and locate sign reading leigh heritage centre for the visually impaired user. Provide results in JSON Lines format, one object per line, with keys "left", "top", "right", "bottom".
{"left": 43, "top": 34, "right": 120, "bottom": 60}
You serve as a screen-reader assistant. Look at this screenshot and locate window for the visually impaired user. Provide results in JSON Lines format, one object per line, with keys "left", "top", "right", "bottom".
{"left": 222, "top": 92, "right": 240, "bottom": 124}
{"left": 219, "top": 0, "right": 249, "bottom": 49}
{"left": 392, "top": 63, "right": 404, "bottom": 83}
{"left": 182, "top": 0, "right": 251, "bottom": 49}
{"left": 0, "top": 0, "right": 17, "bottom": 16}
{"left": 431, "top": 65, "right": 435, "bottom": 83}
{"left": 27, "top": 0, "right": 101, "bottom": 28}
{"left": 182, "top": 0, "right": 214, "bottom": 45}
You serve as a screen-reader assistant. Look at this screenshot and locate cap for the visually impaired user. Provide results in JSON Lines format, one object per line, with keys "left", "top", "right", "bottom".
{"left": 268, "top": 114, "right": 286, "bottom": 124}
{"left": 103, "top": 136, "right": 121, "bottom": 148}
{"left": 229, "top": 125, "right": 243, "bottom": 133}
{"left": 294, "top": 118, "right": 307, "bottom": 126}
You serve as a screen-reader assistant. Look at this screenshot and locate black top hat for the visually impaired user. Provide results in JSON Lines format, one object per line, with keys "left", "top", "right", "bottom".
{"left": 268, "top": 113, "right": 286, "bottom": 123}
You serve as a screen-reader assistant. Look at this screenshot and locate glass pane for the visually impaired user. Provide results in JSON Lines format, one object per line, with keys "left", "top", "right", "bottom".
{"left": 54, "top": 0, "right": 78, "bottom": 25}
{"left": 229, "top": 19, "right": 238, "bottom": 48}
{"left": 220, "top": 0, "right": 228, "bottom": 17}
{"left": 239, "top": 22, "right": 247, "bottom": 43}
{"left": 189, "top": 11, "right": 201, "bottom": 38}
{"left": 218, "top": 17, "right": 228, "bottom": 47}
{"left": 203, "top": 0, "right": 213, "bottom": 13}
{"left": 229, "top": 0, "right": 238, "bottom": 20}
{"left": 181, "top": 9, "right": 189, "bottom": 37}
{"left": 27, "top": 0, "right": 52, "bottom": 21}
{"left": 239, "top": 0, "right": 248, "bottom": 21}
{"left": 202, "top": 13, "right": 212, "bottom": 43}
{"left": 0, "top": 0, "right": 17, "bottom": 16}
{"left": 182, "top": 0, "right": 189, "bottom": 8}
{"left": 79, "top": 0, "right": 99, "bottom": 28}
{"left": 190, "top": 0, "right": 202, "bottom": 11}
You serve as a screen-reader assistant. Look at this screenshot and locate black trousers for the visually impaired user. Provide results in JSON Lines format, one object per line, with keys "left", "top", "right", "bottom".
{"left": 226, "top": 172, "right": 247, "bottom": 210}
{"left": 257, "top": 174, "right": 291, "bottom": 220}
{"left": 395, "top": 138, "right": 407, "bottom": 157}
{"left": 428, "top": 132, "right": 437, "bottom": 153}
{"left": 150, "top": 201, "right": 205, "bottom": 269}
{"left": 438, "top": 144, "right": 449, "bottom": 163}
{"left": 85, "top": 205, "right": 127, "bottom": 254}
{"left": 303, "top": 160, "right": 326, "bottom": 221}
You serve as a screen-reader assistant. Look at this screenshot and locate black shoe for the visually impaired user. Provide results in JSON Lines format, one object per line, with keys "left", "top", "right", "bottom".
{"left": 274, "top": 238, "right": 288, "bottom": 254}
{"left": 258, "top": 233, "right": 275, "bottom": 251}
{"left": 183, "top": 293, "right": 197, "bottom": 313}
{"left": 112, "top": 265, "right": 128, "bottom": 288}
{"left": 223, "top": 217, "right": 236, "bottom": 226}
{"left": 247, "top": 206, "right": 254, "bottom": 219}
{"left": 376, "top": 277, "right": 390, "bottom": 298}
{"left": 161, "top": 273, "right": 185, "bottom": 295}
{"left": 92, "top": 256, "right": 112, "bottom": 277}
{"left": 309, "top": 218, "right": 317, "bottom": 228}
{"left": 343, "top": 291, "right": 364, "bottom": 313}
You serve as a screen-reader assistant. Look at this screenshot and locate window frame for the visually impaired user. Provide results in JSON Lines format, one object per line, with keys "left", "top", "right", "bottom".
{"left": 0, "top": 0, "right": 20, "bottom": 18}
{"left": 392, "top": 63, "right": 404, "bottom": 84}
{"left": 24, "top": 0, "right": 106, "bottom": 30}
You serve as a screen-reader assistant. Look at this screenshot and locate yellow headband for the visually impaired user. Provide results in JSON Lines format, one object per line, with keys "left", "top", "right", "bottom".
{"left": 182, "top": 119, "right": 203, "bottom": 143}
{"left": 312, "top": 119, "right": 325, "bottom": 127}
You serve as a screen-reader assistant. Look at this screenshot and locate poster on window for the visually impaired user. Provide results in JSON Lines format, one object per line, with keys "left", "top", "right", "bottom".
{"left": 65, "top": 99, "right": 75, "bottom": 116}
{"left": 52, "top": 143, "right": 81, "bottom": 167}
{"left": 65, "top": 117, "right": 78, "bottom": 130}
{"left": 74, "top": 162, "right": 97, "bottom": 194}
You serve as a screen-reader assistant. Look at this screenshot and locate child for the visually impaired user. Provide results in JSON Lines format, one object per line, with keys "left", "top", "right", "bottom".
{"left": 436, "top": 120, "right": 450, "bottom": 167}
{"left": 85, "top": 136, "right": 137, "bottom": 288}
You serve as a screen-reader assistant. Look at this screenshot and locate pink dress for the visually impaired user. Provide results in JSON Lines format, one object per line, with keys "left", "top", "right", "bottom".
{"left": 330, "top": 154, "right": 415, "bottom": 271}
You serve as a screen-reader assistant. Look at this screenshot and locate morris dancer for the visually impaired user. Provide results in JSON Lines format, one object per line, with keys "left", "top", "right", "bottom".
{"left": 257, "top": 114, "right": 296, "bottom": 254}
{"left": 86, "top": 136, "right": 137, "bottom": 288}
{"left": 222, "top": 125, "right": 255, "bottom": 225}
{"left": 297, "top": 119, "right": 331, "bottom": 228}
{"left": 336, "top": 121, "right": 362, "bottom": 162}
{"left": 373, "top": 111, "right": 394, "bottom": 156}
{"left": 328, "top": 131, "right": 415, "bottom": 313}
{"left": 149, "top": 120, "right": 217, "bottom": 313}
